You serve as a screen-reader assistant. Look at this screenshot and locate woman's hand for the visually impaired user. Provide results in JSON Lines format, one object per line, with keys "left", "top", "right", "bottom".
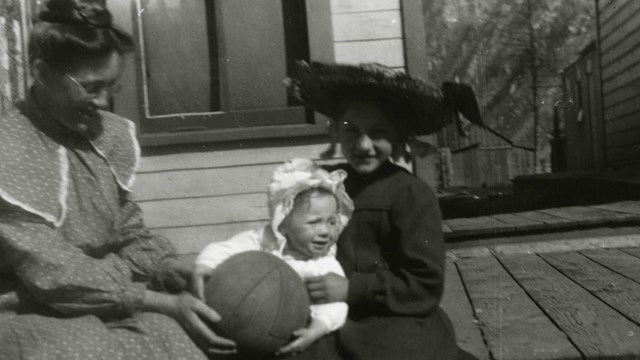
{"left": 152, "top": 257, "right": 194, "bottom": 293}
{"left": 191, "top": 263, "right": 214, "bottom": 300}
{"left": 305, "top": 273, "right": 349, "bottom": 304}
{"left": 144, "top": 290, "right": 237, "bottom": 355}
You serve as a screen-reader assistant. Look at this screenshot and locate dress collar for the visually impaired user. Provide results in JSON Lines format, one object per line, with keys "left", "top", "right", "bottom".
{"left": 0, "top": 95, "right": 140, "bottom": 227}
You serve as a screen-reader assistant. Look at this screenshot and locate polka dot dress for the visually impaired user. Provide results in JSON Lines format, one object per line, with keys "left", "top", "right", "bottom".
{"left": 0, "top": 99, "right": 207, "bottom": 360}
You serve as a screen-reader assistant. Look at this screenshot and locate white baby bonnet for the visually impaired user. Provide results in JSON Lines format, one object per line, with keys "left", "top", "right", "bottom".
{"left": 267, "top": 158, "right": 354, "bottom": 254}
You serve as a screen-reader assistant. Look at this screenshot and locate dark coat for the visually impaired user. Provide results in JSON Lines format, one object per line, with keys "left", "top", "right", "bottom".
{"left": 329, "top": 162, "right": 457, "bottom": 360}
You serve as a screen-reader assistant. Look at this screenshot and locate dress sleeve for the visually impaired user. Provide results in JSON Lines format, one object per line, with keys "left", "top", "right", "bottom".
{"left": 0, "top": 209, "right": 146, "bottom": 318}
{"left": 347, "top": 182, "right": 445, "bottom": 316}
{"left": 195, "top": 229, "right": 263, "bottom": 270}
{"left": 115, "top": 194, "right": 178, "bottom": 283}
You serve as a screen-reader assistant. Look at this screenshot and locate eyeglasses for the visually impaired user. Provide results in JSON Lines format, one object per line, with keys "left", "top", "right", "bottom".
{"left": 64, "top": 73, "right": 122, "bottom": 98}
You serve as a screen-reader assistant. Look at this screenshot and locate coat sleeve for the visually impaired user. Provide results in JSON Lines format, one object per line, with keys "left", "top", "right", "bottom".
{"left": 115, "top": 194, "right": 178, "bottom": 283}
{"left": 347, "top": 182, "right": 445, "bottom": 316}
{"left": 309, "top": 257, "right": 348, "bottom": 332}
{"left": 0, "top": 209, "right": 146, "bottom": 318}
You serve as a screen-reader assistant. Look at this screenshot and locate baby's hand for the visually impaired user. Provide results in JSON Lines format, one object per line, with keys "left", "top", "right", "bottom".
{"left": 276, "top": 320, "right": 327, "bottom": 357}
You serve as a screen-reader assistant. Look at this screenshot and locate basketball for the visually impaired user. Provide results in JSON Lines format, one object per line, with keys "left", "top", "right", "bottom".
{"left": 204, "top": 251, "right": 311, "bottom": 356}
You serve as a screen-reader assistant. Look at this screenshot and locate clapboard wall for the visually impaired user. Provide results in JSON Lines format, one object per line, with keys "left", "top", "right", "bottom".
{"left": 331, "top": 0, "right": 404, "bottom": 69}
{"left": 135, "top": 0, "right": 410, "bottom": 255}
{"left": 597, "top": 0, "right": 640, "bottom": 167}
{"left": 134, "top": 142, "right": 335, "bottom": 255}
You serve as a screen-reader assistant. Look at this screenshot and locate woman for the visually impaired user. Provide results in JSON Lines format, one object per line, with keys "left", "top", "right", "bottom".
{"left": 287, "top": 61, "right": 483, "bottom": 360}
{"left": 0, "top": 0, "right": 235, "bottom": 358}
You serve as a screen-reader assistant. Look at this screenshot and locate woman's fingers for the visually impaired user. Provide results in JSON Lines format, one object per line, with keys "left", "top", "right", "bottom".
{"left": 188, "top": 309, "right": 237, "bottom": 353}
{"left": 192, "top": 297, "right": 221, "bottom": 323}
{"left": 192, "top": 265, "right": 210, "bottom": 300}
{"left": 193, "top": 278, "right": 205, "bottom": 301}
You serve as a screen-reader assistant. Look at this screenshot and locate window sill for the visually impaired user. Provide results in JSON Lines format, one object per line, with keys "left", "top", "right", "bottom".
{"left": 139, "top": 123, "right": 328, "bottom": 148}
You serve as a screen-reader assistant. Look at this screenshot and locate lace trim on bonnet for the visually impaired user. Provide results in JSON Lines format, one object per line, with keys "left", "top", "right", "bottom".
{"left": 267, "top": 158, "right": 354, "bottom": 254}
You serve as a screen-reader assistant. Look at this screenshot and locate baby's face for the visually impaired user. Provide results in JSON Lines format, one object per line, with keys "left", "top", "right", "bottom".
{"left": 281, "top": 193, "right": 340, "bottom": 260}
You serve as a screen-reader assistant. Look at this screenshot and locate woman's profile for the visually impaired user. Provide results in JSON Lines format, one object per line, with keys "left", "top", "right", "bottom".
{"left": 0, "top": 0, "right": 235, "bottom": 358}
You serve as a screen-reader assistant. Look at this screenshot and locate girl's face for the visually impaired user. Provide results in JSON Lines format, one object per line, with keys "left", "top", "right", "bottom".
{"left": 34, "top": 51, "right": 124, "bottom": 140}
{"left": 281, "top": 192, "right": 340, "bottom": 260}
{"left": 334, "top": 101, "right": 400, "bottom": 174}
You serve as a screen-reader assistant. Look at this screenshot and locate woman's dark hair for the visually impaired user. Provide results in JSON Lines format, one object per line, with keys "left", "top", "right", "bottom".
{"left": 29, "top": 0, "right": 134, "bottom": 71}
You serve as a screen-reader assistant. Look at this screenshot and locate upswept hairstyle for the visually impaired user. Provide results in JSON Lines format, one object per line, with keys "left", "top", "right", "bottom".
{"left": 29, "top": 0, "right": 134, "bottom": 71}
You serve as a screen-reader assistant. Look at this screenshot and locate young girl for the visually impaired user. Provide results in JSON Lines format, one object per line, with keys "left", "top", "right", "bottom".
{"left": 193, "top": 158, "right": 354, "bottom": 356}
{"left": 287, "top": 61, "right": 483, "bottom": 360}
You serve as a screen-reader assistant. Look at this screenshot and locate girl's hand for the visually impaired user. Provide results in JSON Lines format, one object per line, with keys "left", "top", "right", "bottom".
{"left": 145, "top": 291, "right": 237, "bottom": 355}
{"left": 191, "top": 263, "right": 214, "bottom": 300}
{"left": 276, "top": 319, "right": 328, "bottom": 356}
{"left": 305, "top": 273, "right": 349, "bottom": 304}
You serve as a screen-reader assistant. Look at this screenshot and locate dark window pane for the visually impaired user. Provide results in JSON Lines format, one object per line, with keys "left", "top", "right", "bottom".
{"left": 141, "top": 0, "right": 220, "bottom": 115}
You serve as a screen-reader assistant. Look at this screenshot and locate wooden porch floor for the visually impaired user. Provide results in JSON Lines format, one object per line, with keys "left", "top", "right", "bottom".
{"left": 443, "top": 201, "right": 640, "bottom": 241}
{"left": 443, "top": 240, "right": 640, "bottom": 360}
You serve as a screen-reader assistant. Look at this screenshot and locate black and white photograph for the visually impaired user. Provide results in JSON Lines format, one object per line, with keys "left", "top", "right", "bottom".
{"left": 1, "top": 0, "right": 639, "bottom": 359}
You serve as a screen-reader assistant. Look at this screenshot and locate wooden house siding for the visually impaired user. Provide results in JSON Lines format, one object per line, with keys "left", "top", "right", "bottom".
{"left": 10, "top": 0, "right": 424, "bottom": 254}
{"left": 330, "top": 0, "right": 404, "bottom": 69}
{"left": 597, "top": 0, "right": 640, "bottom": 167}
{"left": 134, "top": 143, "right": 334, "bottom": 254}
{"left": 133, "top": 0, "right": 412, "bottom": 254}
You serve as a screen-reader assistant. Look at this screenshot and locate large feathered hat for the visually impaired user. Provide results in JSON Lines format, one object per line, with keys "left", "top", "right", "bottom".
{"left": 286, "top": 60, "right": 484, "bottom": 137}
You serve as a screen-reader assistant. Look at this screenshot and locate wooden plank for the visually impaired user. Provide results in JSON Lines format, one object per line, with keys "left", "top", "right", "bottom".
{"left": 441, "top": 222, "right": 453, "bottom": 235}
{"left": 490, "top": 213, "right": 547, "bottom": 231}
{"left": 599, "top": 0, "right": 631, "bottom": 27}
{"left": 334, "top": 39, "right": 405, "bottom": 67}
{"left": 456, "top": 256, "right": 580, "bottom": 360}
{"left": 583, "top": 248, "right": 640, "bottom": 283}
{"left": 601, "top": 30, "right": 640, "bottom": 68}
{"left": 514, "top": 210, "right": 578, "bottom": 228}
{"left": 332, "top": 10, "right": 402, "bottom": 42}
{"left": 139, "top": 193, "right": 268, "bottom": 228}
{"left": 538, "top": 206, "right": 632, "bottom": 225}
{"left": 152, "top": 220, "right": 267, "bottom": 255}
{"left": 541, "top": 250, "right": 640, "bottom": 325}
{"left": 605, "top": 84, "right": 640, "bottom": 119}
{"left": 138, "top": 143, "right": 333, "bottom": 173}
{"left": 499, "top": 253, "right": 640, "bottom": 358}
{"left": 331, "top": 0, "right": 399, "bottom": 13}
{"left": 133, "top": 163, "right": 274, "bottom": 201}
{"left": 621, "top": 247, "right": 640, "bottom": 261}
{"left": 444, "top": 216, "right": 514, "bottom": 236}
{"left": 601, "top": 44, "right": 640, "bottom": 83}
{"left": 592, "top": 201, "right": 640, "bottom": 216}
{"left": 603, "top": 66, "right": 640, "bottom": 110}
{"left": 603, "top": 126, "right": 640, "bottom": 149}
{"left": 442, "top": 261, "right": 490, "bottom": 360}
{"left": 492, "top": 234, "right": 640, "bottom": 257}
{"left": 599, "top": 1, "right": 640, "bottom": 50}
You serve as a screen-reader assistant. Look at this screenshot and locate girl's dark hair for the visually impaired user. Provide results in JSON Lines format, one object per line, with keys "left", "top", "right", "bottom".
{"left": 335, "top": 88, "right": 412, "bottom": 141}
{"left": 29, "top": 0, "right": 134, "bottom": 71}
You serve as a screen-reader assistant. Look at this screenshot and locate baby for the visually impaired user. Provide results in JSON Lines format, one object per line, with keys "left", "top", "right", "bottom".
{"left": 193, "top": 158, "right": 353, "bottom": 355}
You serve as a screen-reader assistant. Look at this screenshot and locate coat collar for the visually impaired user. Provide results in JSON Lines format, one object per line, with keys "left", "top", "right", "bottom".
{"left": 0, "top": 97, "right": 140, "bottom": 227}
